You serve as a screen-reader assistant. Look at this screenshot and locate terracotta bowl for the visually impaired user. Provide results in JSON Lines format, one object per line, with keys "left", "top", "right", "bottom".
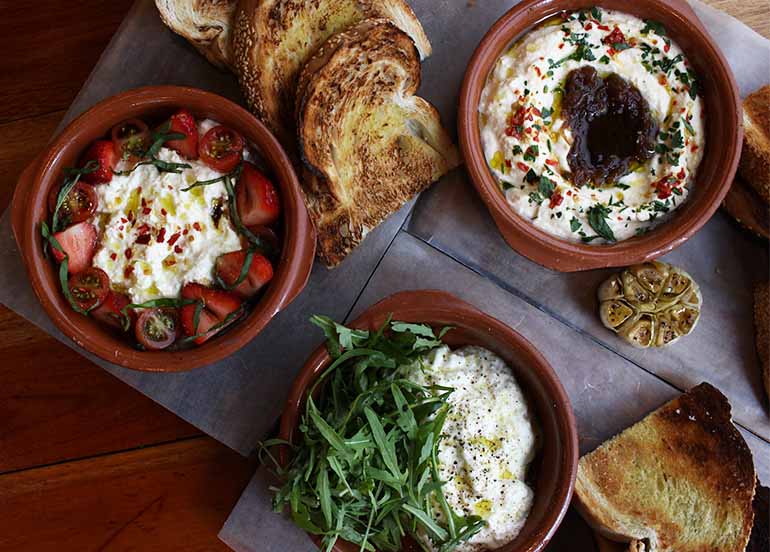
{"left": 459, "top": 0, "right": 742, "bottom": 272}
{"left": 279, "top": 290, "right": 579, "bottom": 552}
{"left": 11, "top": 86, "right": 315, "bottom": 372}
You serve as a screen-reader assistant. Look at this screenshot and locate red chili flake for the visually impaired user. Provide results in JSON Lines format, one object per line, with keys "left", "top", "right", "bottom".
{"left": 585, "top": 22, "right": 593, "bottom": 30}
{"left": 157, "top": 228, "right": 167, "bottom": 243}
{"left": 504, "top": 159, "right": 512, "bottom": 169}
{"left": 690, "top": 144, "right": 699, "bottom": 153}
{"left": 597, "top": 24, "right": 610, "bottom": 31}
{"left": 182, "top": 229, "right": 189, "bottom": 236}
{"left": 534, "top": 66, "right": 542, "bottom": 77}
{"left": 135, "top": 234, "right": 152, "bottom": 245}
{"left": 545, "top": 159, "right": 559, "bottom": 167}
{"left": 137, "top": 224, "right": 150, "bottom": 235}
{"left": 680, "top": 107, "right": 686, "bottom": 113}
{"left": 516, "top": 162, "right": 529, "bottom": 173}
{"left": 110, "top": 252, "right": 117, "bottom": 261}
{"left": 618, "top": 216, "right": 624, "bottom": 221}
{"left": 174, "top": 245, "right": 183, "bottom": 254}
{"left": 677, "top": 168, "right": 686, "bottom": 180}
{"left": 141, "top": 198, "right": 147, "bottom": 208}
{"left": 652, "top": 175, "right": 676, "bottom": 199}
{"left": 118, "top": 226, "right": 124, "bottom": 232}
{"left": 142, "top": 207, "right": 152, "bottom": 215}
{"left": 505, "top": 106, "right": 527, "bottom": 138}
{"left": 192, "top": 222, "right": 202, "bottom": 232}
{"left": 127, "top": 211, "right": 134, "bottom": 222}
{"left": 524, "top": 127, "right": 533, "bottom": 134}
{"left": 566, "top": 190, "right": 573, "bottom": 197}
{"left": 167, "top": 185, "right": 173, "bottom": 191}
{"left": 664, "top": 42, "right": 671, "bottom": 53}
{"left": 124, "top": 266, "right": 134, "bottom": 278}
{"left": 658, "top": 75, "right": 667, "bottom": 85}
{"left": 549, "top": 193, "right": 564, "bottom": 209}
{"left": 125, "top": 248, "right": 133, "bottom": 260}
{"left": 602, "top": 27, "right": 628, "bottom": 50}
{"left": 167, "top": 232, "right": 181, "bottom": 246}
{"left": 558, "top": 42, "right": 565, "bottom": 49}
{"left": 161, "top": 208, "right": 168, "bottom": 217}
{"left": 531, "top": 106, "right": 542, "bottom": 117}
{"left": 120, "top": 217, "right": 128, "bottom": 224}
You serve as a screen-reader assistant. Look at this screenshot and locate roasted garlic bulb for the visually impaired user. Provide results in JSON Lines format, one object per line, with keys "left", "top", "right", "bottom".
{"left": 598, "top": 261, "right": 702, "bottom": 348}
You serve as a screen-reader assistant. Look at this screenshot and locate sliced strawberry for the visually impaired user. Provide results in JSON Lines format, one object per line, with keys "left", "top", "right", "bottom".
{"left": 165, "top": 109, "right": 199, "bottom": 159}
{"left": 180, "top": 283, "right": 243, "bottom": 344}
{"left": 51, "top": 222, "right": 97, "bottom": 274}
{"left": 216, "top": 250, "right": 274, "bottom": 298}
{"left": 236, "top": 163, "right": 281, "bottom": 226}
{"left": 80, "top": 140, "right": 117, "bottom": 184}
{"left": 245, "top": 224, "right": 281, "bottom": 253}
{"left": 92, "top": 291, "right": 133, "bottom": 330}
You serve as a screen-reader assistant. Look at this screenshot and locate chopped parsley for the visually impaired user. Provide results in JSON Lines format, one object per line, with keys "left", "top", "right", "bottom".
{"left": 586, "top": 204, "right": 617, "bottom": 242}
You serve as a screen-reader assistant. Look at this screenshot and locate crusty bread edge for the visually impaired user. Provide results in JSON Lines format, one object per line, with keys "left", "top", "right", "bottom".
{"left": 574, "top": 383, "right": 757, "bottom": 552}
{"left": 740, "top": 86, "right": 770, "bottom": 204}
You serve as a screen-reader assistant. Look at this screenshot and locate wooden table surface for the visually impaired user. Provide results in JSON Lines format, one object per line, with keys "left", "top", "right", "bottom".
{"left": 0, "top": 1, "right": 766, "bottom": 550}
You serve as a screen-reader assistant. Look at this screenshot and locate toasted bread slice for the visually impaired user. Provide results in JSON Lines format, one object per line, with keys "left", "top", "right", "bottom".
{"left": 575, "top": 383, "right": 756, "bottom": 552}
{"left": 740, "top": 85, "right": 770, "bottom": 204}
{"left": 755, "top": 282, "right": 770, "bottom": 403}
{"left": 155, "top": 0, "right": 237, "bottom": 70}
{"left": 296, "top": 19, "right": 459, "bottom": 266}
{"left": 231, "top": 0, "right": 431, "bottom": 145}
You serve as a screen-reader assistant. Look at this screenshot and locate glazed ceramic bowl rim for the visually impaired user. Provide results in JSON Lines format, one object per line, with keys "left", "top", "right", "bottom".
{"left": 279, "top": 289, "right": 579, "bottom": 552}
{"left": 16, "top": 85, "right": 315, "bottom": 372}
{"left": 458, "top": 0, "right": 743, "bottom": 272}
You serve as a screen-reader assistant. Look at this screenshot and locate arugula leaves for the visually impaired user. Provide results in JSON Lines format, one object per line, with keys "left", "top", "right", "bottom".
{"left": 262, "top": 317, "right": 484, "bottom": 552}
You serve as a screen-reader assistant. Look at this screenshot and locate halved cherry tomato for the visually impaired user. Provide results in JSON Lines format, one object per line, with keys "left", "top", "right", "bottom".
{"left": 48, "top": 181, "right": 98, "bottom": 225}
{"left": 236, "top": 163, "right": 281, "bottom": 226}
{"left": 199, "top": 125, "right": 244, "bottom": 172}
{"left": 135, "top": 308, "right": 178, "bottom": 350}
{"left": 165, "top": 109, "right": 198, "bottom": 159}
{"left": 111, "top": 118, "right": 150, "bottom": 162}
{"left": 91, "top": 291, "right": 132, "bottom": 330}
{"left": 67, "top": 267, "right": 110, "bottom": 311}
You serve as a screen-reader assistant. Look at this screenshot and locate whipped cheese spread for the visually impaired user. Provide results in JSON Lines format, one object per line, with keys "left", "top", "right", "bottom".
{"left": 92, "top": 122, "right": 242, "bottom": 304}
{"left": 404, "top": 345, "right": 538, "bottom": 551}
{"left": 480, "top": 8, "right": 705, "bottom": 243}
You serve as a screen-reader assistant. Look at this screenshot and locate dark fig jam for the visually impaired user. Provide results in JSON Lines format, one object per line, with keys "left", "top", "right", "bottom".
{"left": 562, "top": 66, "right": 658, "bottom": 187}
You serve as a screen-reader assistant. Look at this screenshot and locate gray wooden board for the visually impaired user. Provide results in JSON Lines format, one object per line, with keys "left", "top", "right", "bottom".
{"left": 409, "top": 175, "right": 770, "bottom": 443}
{"left": 220, "top": 231, "right": 770, "bottom": 551}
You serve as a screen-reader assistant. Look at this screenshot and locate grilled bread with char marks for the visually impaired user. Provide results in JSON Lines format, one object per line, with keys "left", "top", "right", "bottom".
{"left": 155, "top": 0, "right": 237, "bottom": 70}
{"left": 575, "top": 383, "right": 756, "bottom": 552}
{"left": 231, "top": 0, "right": 431, "bottom": 146}
{"left": 296, "top": 19, "right": 458, "bottom": 266}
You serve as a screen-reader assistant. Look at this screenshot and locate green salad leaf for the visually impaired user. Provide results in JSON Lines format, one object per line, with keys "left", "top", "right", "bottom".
{"left": 260, "top": 317, "right": 485, "bottom": 552}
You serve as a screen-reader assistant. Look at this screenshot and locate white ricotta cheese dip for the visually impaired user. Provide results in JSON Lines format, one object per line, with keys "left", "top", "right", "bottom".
{"left": 479, "top": 7, "right": 705, "bottom": 244}
{"left": 403, "top": 345, "right": 539, "bottom": 551}
{"left": 92, "top": 120, "right": 243, "bottom": 304}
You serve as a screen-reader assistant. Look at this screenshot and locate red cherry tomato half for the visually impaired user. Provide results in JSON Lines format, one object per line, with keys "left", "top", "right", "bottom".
{"left": 111, "top": 118, "right": 150, "bottom": 161}
{"left": 135, "top": 308, "right": 178, "bottom": 350}
{"left": 48, "top": 181, "right": 98, "bottom": 225}
{"left": 91, "top": 291, "right": 133, "bottom": 330}
{"left": 67, "top": 267, "right": 110, "bottom": 311}
{"left": 199, "top": 125, "right": 244, "bottom": 173}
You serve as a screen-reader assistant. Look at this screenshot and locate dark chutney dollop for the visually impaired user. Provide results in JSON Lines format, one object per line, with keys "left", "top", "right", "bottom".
{"left": 562, "top": 66, "right": 658, "bottom": 187}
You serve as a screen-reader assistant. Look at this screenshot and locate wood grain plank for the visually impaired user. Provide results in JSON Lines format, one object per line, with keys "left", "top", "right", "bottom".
{"left": 0, "top": 0, "right": 134, "bottom": 124}
{"left": 0, "top": 305, "right": 200, "bottom": 474}
{"left": 0, "top": 437, "right": 254, "bottom": 551}
{"left": 0, "top": 110, "right": 63, "bottom": 212}
{"left": 703, "top": 0, "right": 770, "bottom": 38}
